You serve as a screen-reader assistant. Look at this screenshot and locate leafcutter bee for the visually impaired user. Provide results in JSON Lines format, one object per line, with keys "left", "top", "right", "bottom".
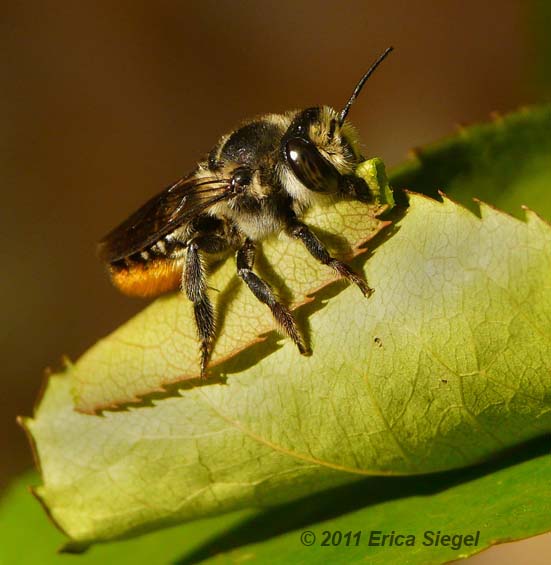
{"left": 98, "top": 47, "right": 393, "bottom": 378}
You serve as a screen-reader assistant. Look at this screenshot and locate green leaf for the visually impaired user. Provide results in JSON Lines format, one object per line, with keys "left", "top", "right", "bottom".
{"left": 20, "top": 105, "right": 551, "bottom": 551}
{"left": 2, "top": 438, "right": 550, "bottom": 563}
{"left": 72, "top": 158, "right": 392, "bottom": 413}
{"left": 391, "top": 105, "right": 551, "bottom": 219}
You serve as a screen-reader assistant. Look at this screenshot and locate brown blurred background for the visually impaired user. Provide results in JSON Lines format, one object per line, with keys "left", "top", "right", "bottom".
{"left": 1, "top": 1, "right": 549, "bottom": 560}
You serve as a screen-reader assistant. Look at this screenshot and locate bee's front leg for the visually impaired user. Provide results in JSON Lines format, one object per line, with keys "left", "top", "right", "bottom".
{"left": 184, "top": 236, "right": 228, "bottom": 378}
{"left": 236, "top": 239, "right": 310, "bottom": 355}
{"left": 286, "top": 220, "right": 373, "bottom": 297}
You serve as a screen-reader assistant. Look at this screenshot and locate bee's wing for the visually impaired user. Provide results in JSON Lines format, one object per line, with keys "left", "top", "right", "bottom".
{"left": 97, "top": 174, "right": 231, "bottom": 263}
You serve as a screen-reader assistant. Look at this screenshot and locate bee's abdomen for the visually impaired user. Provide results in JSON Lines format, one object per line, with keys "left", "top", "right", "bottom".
{"left": 108, "top": 237, "right": 185, "bottom": 298}
{"left": 109, "top": 260, "right": 183, "bottom": 297}
{"left": 109, "top": 258, "right": 183, "bottom": 297}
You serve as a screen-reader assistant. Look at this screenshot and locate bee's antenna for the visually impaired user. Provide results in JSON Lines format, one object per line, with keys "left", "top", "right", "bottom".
{"left": 338, "top": 46, "right": 394, "bottom": 126}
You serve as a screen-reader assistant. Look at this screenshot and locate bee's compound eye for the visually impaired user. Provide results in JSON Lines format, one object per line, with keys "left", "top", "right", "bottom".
{"left": 285, "top": 137, "right": 339, "bottom": 193}
{"left": 231, "top": 167, "right": 252, "bottom": 191}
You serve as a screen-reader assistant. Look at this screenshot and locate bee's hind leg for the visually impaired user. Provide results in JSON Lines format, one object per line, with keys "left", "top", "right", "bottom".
{"left": 287, "top": 220, "right": 373, "bottom": 297}
{"left": 236, "top": 238, "right": 310, "bottom": 355}
{"left": 184, "top": 236, "right": 228, "bottom": 378}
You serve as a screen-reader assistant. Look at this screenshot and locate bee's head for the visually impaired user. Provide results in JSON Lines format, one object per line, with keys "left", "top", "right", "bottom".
{"left": 279, "top": 47, "right": 393, "bottom": 206}
{"left": 280, "top": 106, "right": 362, "bottom": 201}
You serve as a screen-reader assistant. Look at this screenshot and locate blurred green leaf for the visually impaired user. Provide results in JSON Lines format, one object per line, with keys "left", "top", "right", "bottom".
{"left": 392, "top": 106, "right": 551, "bottom": 219}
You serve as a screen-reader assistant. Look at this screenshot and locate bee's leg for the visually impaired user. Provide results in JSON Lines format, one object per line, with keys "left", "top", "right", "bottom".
{"left": 287, "top": 220, "right": 373, "bottom": 297}
{"left": 236, "top": 239, "right": 310, "bottom": 355}
{"left": 184, "top": 236, "right": 228, "bottom": 378}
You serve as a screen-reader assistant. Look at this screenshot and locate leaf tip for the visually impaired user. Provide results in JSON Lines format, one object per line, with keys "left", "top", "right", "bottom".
{"left": 454, "top": 121, "right": 469, "bottom": 135}
{"left": 60, "top": 354, "right": 73, "bottom": 369}
{"left": 407, "top": 146, "right": 423, "bottom": 160}
{"left": 521, "top": 205, "right": 551, "bottom": 230}
{"left": 489, "top": 110, "right": 504, "bottom": 124}
{"left": 16, "top": 414, "right": 29, "bottom": 429}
